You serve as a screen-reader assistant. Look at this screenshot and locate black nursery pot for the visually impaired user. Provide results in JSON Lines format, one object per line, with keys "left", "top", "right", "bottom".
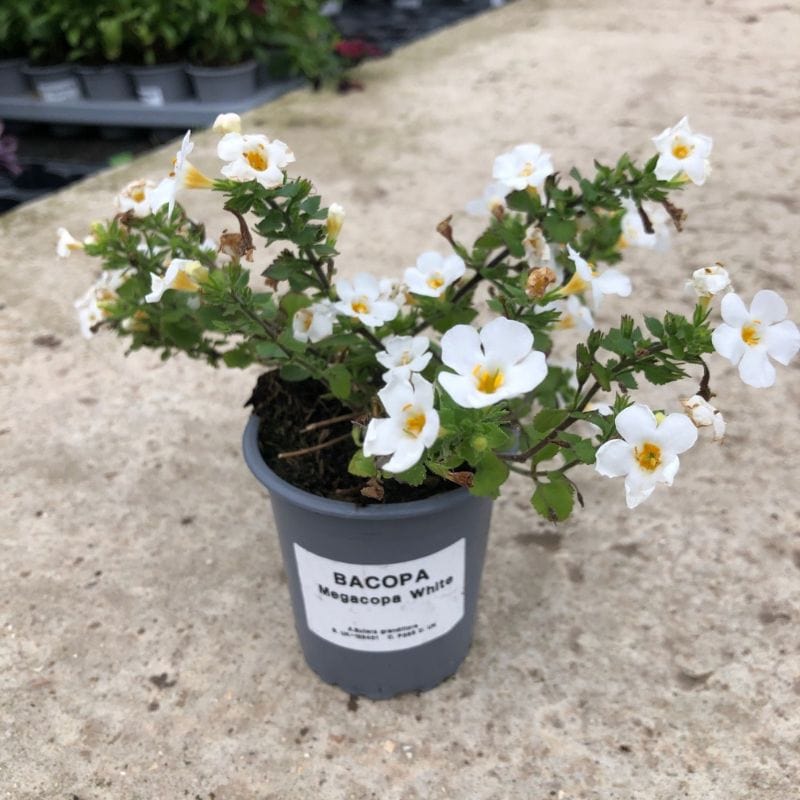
{"left": 242, "top": 415, "right": 493, "bottom": 700}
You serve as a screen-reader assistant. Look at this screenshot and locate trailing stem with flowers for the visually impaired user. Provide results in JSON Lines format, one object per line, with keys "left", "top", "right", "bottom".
{"left": 62, "top": 114, "right": 800, "bottom": 519}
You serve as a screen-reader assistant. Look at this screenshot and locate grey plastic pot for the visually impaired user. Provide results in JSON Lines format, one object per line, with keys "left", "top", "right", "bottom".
{"left": 0, "top": 59, "right": 28, "bottom": 96}
{"left": 186, "top": 60, "right": 258, "bottom": 102}
{"left": 242, "top": 415, "right": 493, "bottom": 699}
{"left": 22, "top": 64, "right": 82, "bottom": 103}
{"left": 127, "top": 63, "right": 193, "bottom": 105}
{"left": 75, "top": 65, "right": 135, "bottom": 100}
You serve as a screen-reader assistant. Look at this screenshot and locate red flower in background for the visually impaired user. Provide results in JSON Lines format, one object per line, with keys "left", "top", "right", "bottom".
{"left": 335, "top": 39, "right": 383, "bottom": 62}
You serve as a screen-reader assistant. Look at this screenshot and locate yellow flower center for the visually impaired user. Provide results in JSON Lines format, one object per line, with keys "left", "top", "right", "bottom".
{"left": 635, "top": 442, "right": 662, "bottom": 472}
{"left": 556, "top": 313, "right": 576, "bottom": 330}
{"left": 472, "top": 364, "right": 505, "bottom": 394}
{"left": 246, "top": 147, "right": 268, "bottom": 171}
{"left": 351, "top": 298, "right": 369, "bottom": 315}
{"left": 183, "top": 163, "right": 214, "bottom": 190}
{"left": 741, "top": 321, "right": 761, "bottom": 346}
{"left": 427, "top": 274, "right": 445, "bottom": 290}
{"left": 298, "top": 310, "right": 313, "bottom": 331}
{"left": 132, "top": 188, "right": 146, "bottom": 203}
{"left": 520, "top": 162, "right": 534, "bottom": 177}
{"left": 403, "top": 408, "right": 426, "bottom": 438}
{"left": 171, "top": 271, "right": 200, "bottom": 292}
{"left": 562, "top": 270, "right": 593, "bottom": 296}
{"left": 671, "top": 141, "right": 692, "bottom": 160}
{"left": 399, "top": 351, "right": 412, "bottom": 365}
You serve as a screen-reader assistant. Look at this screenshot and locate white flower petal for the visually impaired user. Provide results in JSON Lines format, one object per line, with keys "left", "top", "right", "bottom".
{"left": 363, "top": 417, "right": 404, "bottom": 457}
{"left": 624, "top": 472, "right": 657, "bottom": 509}
{"left": 615, "top": 404, "right": 658, "bottom": 444}
{"left": 497, "top": 350, "right": 547, "bottom": 398}
{"left": 712, "top": 323, "right": 746, "bottom": 364}
{"left": 750, "top": 289, "right": 788, "bottom": 325}
{"left": 595, "top": 439, "right": 634, "bottom": 478}
{"left": 659, "top": 454, "right": 681, "bottom": 486}
{"left": 479, "top": 317, "right": 533, "bottom": 364}
{"left": 738, "top": 347, "right": 776, "bottom": 388}
{"left": 438, "top": 372, "right": 483, "bottom": 408}
{"left": 440, "top": 324, "right": 483, "bottom": 376}
{"left": 410, "top": 374, "right": 434, "bottom": 408}
{"left": 377, "top": 379, "right": 415, "bottom": 418}
{"left": 653, "top": 413, "right": 698, "bottom": 454}
{"left": 594, "top": 269, "right": 631, "bottom": 298}
{"left": 764, "top": 320, "right": 800, "bottom": 365}
{"left": 382, "top": 439, "right": 425, "bottom": 474}
{"left": 353, "top": 272, "right": 380, "bottom": 297}
{"left": 720, "top": 292, "right": 751, "bottom": 327}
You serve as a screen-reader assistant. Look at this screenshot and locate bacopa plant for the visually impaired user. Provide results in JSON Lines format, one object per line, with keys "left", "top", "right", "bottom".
{"left": 61, "top": 114, "right": 800, "bottom": 518}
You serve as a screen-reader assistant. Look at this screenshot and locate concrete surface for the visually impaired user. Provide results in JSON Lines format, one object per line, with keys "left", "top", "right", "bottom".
{"left": 2, "top": 1, "right": 799, "bottom": 798}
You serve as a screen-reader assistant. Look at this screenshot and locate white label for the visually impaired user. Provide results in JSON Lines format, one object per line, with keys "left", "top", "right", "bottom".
{"left": 294, "top": 539, "right": 465, "bottom": 652}
{"left": 137, "top": 85, "right": 165, "bottom": 106}
{"left": 38, "top": 78, "right": 81, "bottom": 103}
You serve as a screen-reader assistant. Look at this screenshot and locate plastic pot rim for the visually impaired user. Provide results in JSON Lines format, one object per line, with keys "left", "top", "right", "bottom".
{"left": 242, "top": 414, "right": 469, "bottom": 522}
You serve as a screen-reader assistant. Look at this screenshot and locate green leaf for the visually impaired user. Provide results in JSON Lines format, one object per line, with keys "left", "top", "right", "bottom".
{"left": 222, "top": 346, "right": 253, "bottom": 368}
{"left": 279, "top": 363, "right": 311, "bottom": 382}
{"left": 591, "top": 363, "right": 612, "bottom": 391}
{"left": 388, "top": 461, "right": 427, "bottom": 486}
{"left": 470, "top": 454, "right": 509, "bottom": 499}
{"left": 530, "top": 442, "right": 559, "bottom": 465}
{"left": 531, "top": 476, "right": 574, "bottom": 522}
{"left": 542, "top": 214, "right": 577, "bottom": 244}
{"left": 255, "top": 341, "right": 288, "bottom": 360}
{"left": 533, "top": 408, "right": 569, "bottom": 432}
{"left": 348, "top": 450, "right": 377, "bottom": 478}
{"left": 644, "top": 315, "right": 664, "bottom": 338}
{"left": 327, "top": 365, "right": 352, "bottom": 400}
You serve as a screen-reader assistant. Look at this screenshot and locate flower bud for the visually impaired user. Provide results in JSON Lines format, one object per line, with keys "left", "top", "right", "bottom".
{"left": 213, "top": 113, "right": 242, "bottom": 135}
{"left": 436, "top": 215, "right": 454, "bottom": 245}
{"left": 686, "top": 263, "right": 731, "bottom": 301}
{"left": 326, "top": 203, "right": 345, "bottom": 243}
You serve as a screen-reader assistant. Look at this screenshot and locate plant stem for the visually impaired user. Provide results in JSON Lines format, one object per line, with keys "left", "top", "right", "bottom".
{"left": 277, "top": 432, "right": 352, "bottom": 460}
{"left": 302, "top": 411, "right": 359, "bottom": 433}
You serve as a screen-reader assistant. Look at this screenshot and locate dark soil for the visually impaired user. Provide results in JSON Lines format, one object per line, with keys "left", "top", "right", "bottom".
{"left": 245, "top": 371, "right": 457, "bottom": 505}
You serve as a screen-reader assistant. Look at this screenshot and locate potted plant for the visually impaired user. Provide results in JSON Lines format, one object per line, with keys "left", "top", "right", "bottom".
{"left": 21, "top": 3, "right": 83, "bottom": 103}
{"left": 0, "top": 6, "right": 33, "bottom": 96}
{"left": 62, "top": 2, "right": 137, "bottom": 100}
{"left": 123, "top": 0, "right": 194, "bottom": 104}
{"left": 61, "top": 114, "right": 800, "bottom": 699}
{"left": 183, "top": 0, "right": 262, "bottom": 102}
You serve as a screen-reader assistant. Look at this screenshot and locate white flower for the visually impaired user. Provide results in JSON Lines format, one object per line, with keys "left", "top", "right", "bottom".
{"left": 686, "top": 264, "right": 732, "bottom": 300}
{"left": 618, "top": 198, "right": 670, "bottom": 251}
{"left": 492, "top": 143, "right": 554, "bottom": 195}
{"left": 563, "top": 245, "right": 631, "bottom": 309}
{"left": 682, "top": 395, "right": 726, "bottom": 442}
{"left": 711, "top": 290, "right": 800, "bottom": 388}
{"left": 404, "top": 252, "right": 466, "bottom": 298}
{"left": 334, "top": 273, "right": 400, "bottom": 328}
{"left": 145, "top": 259, "right": 209, "bottom": 304}
{"left": 652, "top": 116, "right": 713, "bottom": 186}
{"left": 56, "top": 227, "right": 84, "bottom": 258}
{"left": 465, "top": 181, "right": 509, "bottom": 217}
{"left": 555, "top": 295, "right": 594, "bottom": 331}
{"left": 363, "top": 374, "right": 440, "bottom": 473}
{"left": 74, "top": 269, "right": 128, "bottom": 338}
{"left": 151, "top": 131, "right": 214, "bottom": 215}
{"left": 439, "top": 316, "right": 547, "bottom": 408}
{"left": 326, "top": 203, "right": 345, "bottom": 243}
{"left": 376, "top": 335, "right": 432, "bottom": 382}
{"left": 115, "top": 179, "right": 155, "bottom": 218}
{"left": 292, "top": 300, "right": 335, "bottom": 343}
{"left": 217, "top": 132, "right": 295, "bottom": 188}
{"left": 378, "top": 277, "right": 405, "bottom": 305}
{"left": 595, "top": 404, "right": 698, "bottom": 509}
{"left": 212, "top": 113, "right": 241, "bottom": 134}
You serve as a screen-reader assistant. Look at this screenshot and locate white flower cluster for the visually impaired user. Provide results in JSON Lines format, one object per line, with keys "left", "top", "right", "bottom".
{"left": 60, "top": 111, "right": 799, "bottom": 513}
